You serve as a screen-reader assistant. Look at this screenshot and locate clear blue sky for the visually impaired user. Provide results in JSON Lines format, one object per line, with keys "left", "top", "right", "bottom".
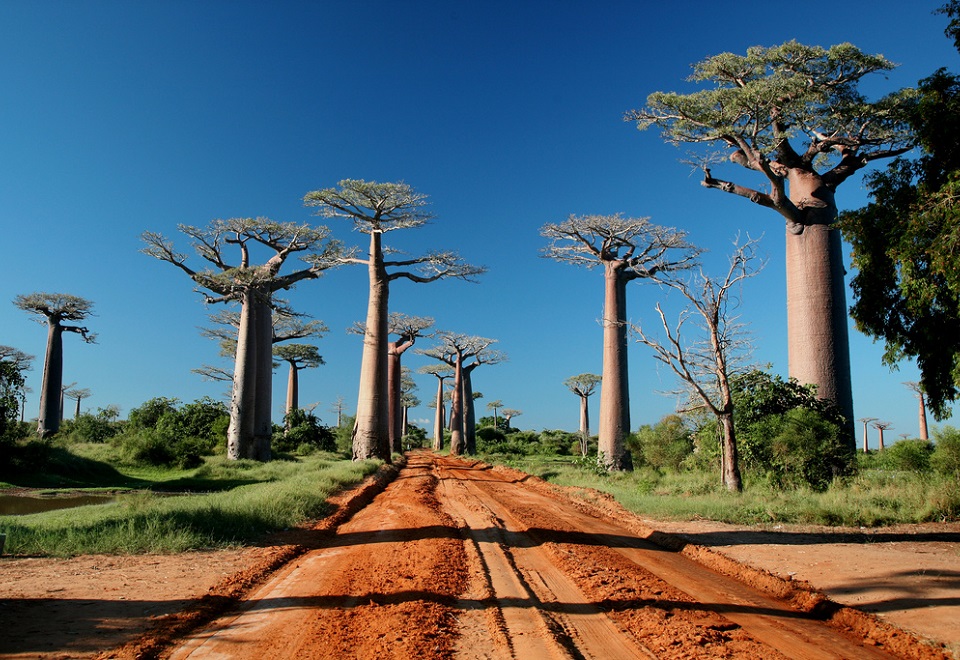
{"left": 1, "top": 1, "right": 956, "bottom": 447}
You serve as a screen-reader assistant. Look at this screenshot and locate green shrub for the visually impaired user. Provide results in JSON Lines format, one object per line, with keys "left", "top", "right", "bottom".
{"left": 882, "top": 439, "right": 933, "bottom": 472}
{"left": 932, "top": 426, "right": 960, "bottom": 475}
{"left": 401, "top": 424, "right": 427, "bottom": 449}
{"left": 128, "top": 397, "right": 180, "bottom": 430}
{"left": 539, "top": 429, "right": 575, "bottom": 456}
{"left": 274, "top": 409, "right": 335, "bottom": 453}
{"left": 61, "top": 407, "right": 122, "bottom": 443}
{"left": 629, "top": 415, "right": 693, "bottom": 471}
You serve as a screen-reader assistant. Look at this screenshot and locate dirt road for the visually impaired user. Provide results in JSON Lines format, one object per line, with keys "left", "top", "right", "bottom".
{"left": 160, "top": 452, "right": 946, "bottom": 659}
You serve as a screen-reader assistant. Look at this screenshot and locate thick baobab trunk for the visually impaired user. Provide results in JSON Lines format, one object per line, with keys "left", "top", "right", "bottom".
{"left": 74, "top": 396, "right": 82, "bottom": 419}
{"left": 785, "top": 176, "right": 855, "bottom": 451}
{"left": 387, "top": 345, "right": 403, "bottom": 454}
{"left": 597, "top": 264, "right": 633, "bottom": 470}
{"left": 433, "top": 376, "right": 446, "bottom": 450}
{"left": 253, "top": 296, "right": 273, "bottom": 461}
{"left": 463, "top": 364, "right": 477, "bottom": 454}
{"left": 37, "top": 321, "right": 64, "bottom": 438}
{"left": 228, "top": 290, "right": 258, "bottom": 460}
{"left": 578, "top": 394, "right": 590, "bottom": 456}
{"left": 719, "top": 412, "right": 742, "bottom": 492}
{"left": 353, "top": 232, "right": 391, "bottom": 461}
{"left": 449, "top": 355, "right": 465, "bottom": 455}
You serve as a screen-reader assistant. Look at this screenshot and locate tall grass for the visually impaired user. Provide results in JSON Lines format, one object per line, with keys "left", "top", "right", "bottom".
{"left": 0, "top": 454, "right": 381, "bottom": 557}
{"left": 492, "top": 454, "right": 960, "bottom": 527}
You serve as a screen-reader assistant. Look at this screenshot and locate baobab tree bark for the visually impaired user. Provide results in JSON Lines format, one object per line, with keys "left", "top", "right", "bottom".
{"left": 353, "top": 231, "right": 392, "bottom": 461}
{"left": 253, "top": 295, "right": 274, "bottom": 461}
{"left": 228, "top": 289, "right": 259, "bottom": 460}
{"left": 783, "top": 184, "right": 853, "bottom": 433}
{"left": 598, "top": 262, "right": 633, "bottom": 470}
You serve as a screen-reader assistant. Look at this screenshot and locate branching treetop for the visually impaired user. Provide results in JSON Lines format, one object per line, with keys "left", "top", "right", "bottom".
{"left": 141, "top": 218, "right": 348, "bottom": 304}
{"left": 304, "top": 179, "right": 433, "bottom": 233}
{"left": 273, "top": 343, "right": 324, "bottom": 369}
{"left": 564, "top": 373, "right": 601, "bottom": 397}
{"left": 540, "top": 213, "right": 700, "bottom": 280}
{"left": 0, "top": 346, "right": 34, "bottom": 371}
{"left": 417, "top": 332, "right": 502, "bottom": 368}
{"left": 626, "top": 41, "right": 915, "bottom": 227}
{"left": 14, "top": 292, "right": 96, "bottom": 342}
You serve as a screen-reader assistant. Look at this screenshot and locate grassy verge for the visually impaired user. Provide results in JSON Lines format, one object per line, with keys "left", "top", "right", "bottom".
{"left": 483, "top": 453, "right": 960, "bottom": 527}
{"left": 0, "top": 451, "right": 381, "bottom": 557}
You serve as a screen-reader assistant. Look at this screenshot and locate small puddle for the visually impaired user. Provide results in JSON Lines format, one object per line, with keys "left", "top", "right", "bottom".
{"left": 0, "top": 494, "right": 116, "bottom": 516}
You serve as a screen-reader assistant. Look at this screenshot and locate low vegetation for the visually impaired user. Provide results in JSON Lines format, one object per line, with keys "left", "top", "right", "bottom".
{"left": 476, "top": 424, "right": 960, "bottom": 527}
{"left": 0, "top": 396, "right": 387, "bottom": 557}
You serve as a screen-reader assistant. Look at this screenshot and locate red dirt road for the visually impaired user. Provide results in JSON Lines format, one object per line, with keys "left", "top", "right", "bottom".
{"left": 157, "top": 452, "right": 947, "bottom": 659}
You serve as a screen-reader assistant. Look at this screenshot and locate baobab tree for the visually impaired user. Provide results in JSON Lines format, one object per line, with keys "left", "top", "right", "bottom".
{"left": 142, "top": 218, "right": 346, "bottom": 460}
{"left": 541, "top": 214, "right": 699, "bottom": 470}
{"left": 486, "top": 399, "right": 503, "bottom": 429}
{"left": 64, "top": 387, "right": 92, "bottom": 420}
{"left": 873, "top": 420, "right": 893, "bottom": 451}
{"left": 627, "top": 41, "right": 915, "bottom": 448}
{"left": 273, "top": 344, "right": 324, "bottom": 422}
{"left": 635, "top": 238, "right": 765, "bottom": 492}
{"left": 330, "top": 395, "right": 347, "bottom": 428}
{"left": 419, "top": 333, "right": 502, "bottom": 455}
{"left": 904, "top": 382, "right": 929, "bottom": 441}
{"left": 419, "top": 363, "right": 453, "bottom": 450}
{"left": 14, "top": 293, "right": 96, "bottom": 438}
{"left": 859, "top": 417, "right": 878, "bottom": 453}
{"left": 386, "top": 314, "right": 433, "bottom": 453}
{"left": 564, "top": 374, "right": 601, "bottom": 456}
{"left": 501, "top": 408, "right": 522, "bottom": 430}
{"left": 304, "top": 180, "right": 484, "bottom": 461}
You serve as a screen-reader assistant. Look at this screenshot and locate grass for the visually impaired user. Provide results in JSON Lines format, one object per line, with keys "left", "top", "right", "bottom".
{"left": 484, "top": 453, "right": 960, "bottom": 527}
{"left": 0, "top": 447, "right": 382, "bottom": 557}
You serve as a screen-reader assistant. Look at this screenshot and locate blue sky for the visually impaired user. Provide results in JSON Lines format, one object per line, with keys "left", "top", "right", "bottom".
{"left": 1, "top": 1, "right": 956, "bottom": 447}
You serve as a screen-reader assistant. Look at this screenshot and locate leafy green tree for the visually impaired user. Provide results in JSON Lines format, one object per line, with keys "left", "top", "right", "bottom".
{"left": 841, "top": 43, "right": 960, "bottom": 419}
{"left": 0, "top": 360, "right": 26, "bottom": 441}
{"left": 13, "top": 293, "right": 96, "bottom": 438}
{"left": 541, "top": 214, "right": 699, "bottom": 471}
{"left": 628, "top": 41, "right": 915, "bottom": 447}
{"left": 304, "top": 180, "right": 484, "bottom": 461}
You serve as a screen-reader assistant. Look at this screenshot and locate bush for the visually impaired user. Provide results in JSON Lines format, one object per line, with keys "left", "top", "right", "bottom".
{"left": 882, "top": 439, "right": 933, "bottom": 472}
{"left": 274, "top": 409, "right": 335, "bottom": 454}
{"left": 932, "top": 426, "right": 960, "bottom": 475}
{"left": 766, "top": 408, "right": 847, "bottom": 491}
{"left": 402, "top": 424, "right": 427, "bottom": 449}
{"left": 629, "top": 415, "right": 693, "bottom": 471}
{"left": 539, "top": 429, "right": 575, "bottom": 456}
{"left": 128, "top": 397, "right": 180, "bottom": 430}
{"left": 61, "top": 407, "right": 121, "bottom": 443}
